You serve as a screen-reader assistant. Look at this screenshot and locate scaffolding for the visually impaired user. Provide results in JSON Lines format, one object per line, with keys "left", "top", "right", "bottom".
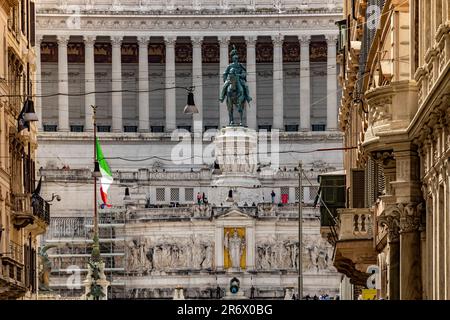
{"left": 42, "top": 209, "right": 127, "bottom": 299}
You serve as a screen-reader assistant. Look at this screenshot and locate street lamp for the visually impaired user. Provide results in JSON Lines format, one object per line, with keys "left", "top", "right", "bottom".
{"left": 183, "top": 87, "right": 198, "bottom": 114}
{"left": 124, "top": 187, "right": 131, "bottom": 201}
{"left": 23, "top": 99, "right": 39, "bottom": 122}
{"left": 92, "top": 161, "right": 102, "bottom": 178}
{"left": 298, "top": 161, "right": 303, "bottom": 300}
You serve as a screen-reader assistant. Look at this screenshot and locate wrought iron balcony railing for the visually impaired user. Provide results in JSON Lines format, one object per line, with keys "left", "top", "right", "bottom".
{"left": 12, "top": 193, "right": 50, "bottom": 229}
{"left": 31, "top": 194, "right": 51, "bottom": 225}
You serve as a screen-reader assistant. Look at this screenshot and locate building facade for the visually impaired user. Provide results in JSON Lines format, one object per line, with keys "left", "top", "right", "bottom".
{"left": 0, "top": 0, "right": 50, "bottom": 300}
{"left": 331, "top": 0, "right": 450, "bottom": 300}
{"left": 35, "top": 0, "right": 346, "bottom": 299}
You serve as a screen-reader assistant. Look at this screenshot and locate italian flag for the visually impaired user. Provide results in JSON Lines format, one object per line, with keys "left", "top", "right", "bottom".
{"left": 96, "top": 138, "right": 113, "bottom": 208}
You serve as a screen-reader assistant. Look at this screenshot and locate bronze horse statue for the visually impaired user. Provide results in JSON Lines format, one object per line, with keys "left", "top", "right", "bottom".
{"left": 224, "top": 70, "right": 246, "bottom": 126}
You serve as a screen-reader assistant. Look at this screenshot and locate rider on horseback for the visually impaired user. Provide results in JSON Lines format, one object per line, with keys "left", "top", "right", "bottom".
{"left": 219, "top": 46, "right": 252, "bottom": 105}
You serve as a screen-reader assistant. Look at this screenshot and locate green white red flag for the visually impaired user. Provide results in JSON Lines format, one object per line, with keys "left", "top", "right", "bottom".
{"left": 96, "top": 138, "right": 113, "bottom": 208}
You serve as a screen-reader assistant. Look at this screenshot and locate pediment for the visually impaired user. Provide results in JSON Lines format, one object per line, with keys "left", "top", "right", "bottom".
{"left": 217, "top": 209, "right": 253, "bottom": 220}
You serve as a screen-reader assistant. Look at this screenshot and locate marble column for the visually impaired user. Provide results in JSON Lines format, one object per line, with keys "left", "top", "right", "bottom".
{"left": 379, "top": 209, "right": 400, "bottom": 300}
{"left": 111, "top": 36, "right": 123, "bottom": 132}
{"left": 326, "top": 34, "right": 338, "bottom": 131}
{"left": 299, "top": 35, "right": 311, "bottom": 131}
{"left": 35, "top": 36, "right": 43, "bottom": 131}
{"left": 84, "top": 36, "right": 96, "bottom": 132}
{"left": 393, "top": 148, "right": 423, "bottom": 300}
{"left": 138, "top": 36, "right": 150, "bottom": 132}
{"left": 246, "top": 36, "right": 257, "bottom": 130}
{"left": 272, "top": 35, "right": 284, "bottom": 131}
{"left": 57, "top": 35, "right": 69, "bottom": 132}
{"left": 165, "top": 37, "right": 176, "bottom": 132}
{"left": 399, "top": 203, "right": 423, "bottom": 300}
{"left": 246, "top": 226, "right": 255, "bottom": 271}
{"left": 215, "top": 226, "right": 224, "bottom": 270}
{"left": 219, "top": 36, "right": 229, "bottom": 128}
{"left": 192, "top": 37, "right": 203, "bottom": 133}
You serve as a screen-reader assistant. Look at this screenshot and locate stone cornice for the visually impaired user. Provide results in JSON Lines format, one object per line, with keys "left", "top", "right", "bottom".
{"left": 36, "top": 13, "right": 341, "bottom": 36}
{"left": 37, "top": 8, "right": 343, "bottom": 17}
{"left": 37, "top": 131, "right": 343, "bottom": 143}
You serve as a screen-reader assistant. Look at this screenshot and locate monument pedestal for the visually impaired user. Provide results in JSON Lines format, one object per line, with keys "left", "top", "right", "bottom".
{"left": 210, "top": 126, "right": 263, "bottom": 205}
{"left": 82, "top": 261, "right": 110, "bottom": 300}
{"left": 223, "top": 291, "right": 248, "bottom": 300}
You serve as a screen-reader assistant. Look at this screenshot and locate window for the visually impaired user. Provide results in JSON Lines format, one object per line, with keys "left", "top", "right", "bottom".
{"left": 124, "top": 126, "right": 137, "bottom": 133}
{"left": 285, "top": 125, "right": 298, "bottom": 132}
{"left": 185, "top": 188, "right": 194, "bottom": 202}
{"left": 312, "top": 124, "right": 326, "bottom": 131}
{"left": 70, "top": 125, "right": 84, "bottom": 132}
{"left": 97, "top": 125, "right": 111, "bottom": 132}
{"left": 281, "top": 187, "right": 289, "bottom": 204}
{"left": 177, "top": 125, "right": 191, "bottom": 132}
{"left": 156, "top": 188, "right": 165, "bottom": 202}
{"left": 151, "top": 126, "right": 164, "bottom": 133}
{"left": 295, "top": 187, "right": 306, "bottom": 202}
{"left": 309, "top": 186, "right": 319, "bottom": 201}
{"left": 43, "top": 125, "right": 57, "bottom": 132}
{"left": 258, "top": 125, "right": 272, "bottom": 131}
{"left": 170, "top": 188, "right": 180, "bottom": 202}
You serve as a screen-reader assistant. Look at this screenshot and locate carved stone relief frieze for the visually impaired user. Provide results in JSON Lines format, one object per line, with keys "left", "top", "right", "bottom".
{"left": 126, "top": 235, "right": 214, "bottom": 274}
{"left": 255, "top": 235, "right": 334, "bottom": 272}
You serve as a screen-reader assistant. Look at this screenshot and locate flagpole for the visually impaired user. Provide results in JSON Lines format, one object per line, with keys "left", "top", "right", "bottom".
{"left": 92, "top": 105, "right": 100, "bottom": 262}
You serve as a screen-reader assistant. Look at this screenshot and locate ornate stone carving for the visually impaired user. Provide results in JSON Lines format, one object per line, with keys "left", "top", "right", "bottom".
{"left": 56, "top": 35, "right": 69, "bottom": 46}
{"left": 299, "top": 35, "right": 311, "bottom": 45}
{"left": 378, "top": 205, "right": 400, "bottom": 243}
{"left": 218, "top": 36, "right": 230, "bottom": 47}
{"left": 111, "top": 36, "right": 123, "bottom": 48}
{"left": 126, "top": 235, "right": 214, "bottom": 274}
{"left": 83, "top": 35, "right": 96, "bottom": 47}
{"left": 245, "top": 36, "right": 256, "bottom": 47}
{"left": 271, "top": 35, "right": 284, "bottom": 47}
{"left": 191, "top": 36, "right": 203, "bottom": 47}
{"left": 369, "top": 96, "right": 392, "bottom": 124}
{"left": 255, "top": 236, "right": 334, "bottom": 271}
{"left": 137, "top": 36, "right": 150, "bottom": 46}
{"left": 398, "top": 202, "right": 423, "bottom": 234}
{"left": 164, "top": 37, "right": 177, "bottom": 47}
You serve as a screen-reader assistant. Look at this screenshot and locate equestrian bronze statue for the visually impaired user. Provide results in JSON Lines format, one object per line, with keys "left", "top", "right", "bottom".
{"left": 219, "top": 45, "right": 252, "bottom": 126}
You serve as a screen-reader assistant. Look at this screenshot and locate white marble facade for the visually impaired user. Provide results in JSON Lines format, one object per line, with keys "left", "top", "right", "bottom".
{"left": 37, "top": 1, "right": 344, "bottom": 299}
{"left": 35, "top": 0, "right": 341, "bottom": 133}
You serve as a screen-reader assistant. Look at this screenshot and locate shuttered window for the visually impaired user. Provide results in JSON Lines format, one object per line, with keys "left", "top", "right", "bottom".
{"left": 351, "top": 169, "right": 365, "bottom": 208}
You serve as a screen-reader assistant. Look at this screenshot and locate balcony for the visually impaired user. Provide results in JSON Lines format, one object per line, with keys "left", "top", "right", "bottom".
{"left": 333, "top": 208, "right": 377, "bottom": 286}
{"left": 0, "top": 241, "right": 26, "bottom": 299}
{"left": 12, "top": 193, "right": 50, "bottom": 234}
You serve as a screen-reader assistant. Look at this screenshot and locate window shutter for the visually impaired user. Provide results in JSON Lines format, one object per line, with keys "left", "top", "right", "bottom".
{"left": 30, "top": 1, "right": 36, "bottom": 47}
{"left": 351, "top": 169, "right": 365, "bottom": 208}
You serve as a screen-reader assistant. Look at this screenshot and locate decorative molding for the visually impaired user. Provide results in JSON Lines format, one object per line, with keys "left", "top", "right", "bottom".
{"left": 83, "top": 35, "right": 96, "bottom": 47}
{"left": 325, "top": 34, "right": 338, "bottom": 43}
{"left": 299, "top": 35, "right": 311, "bottom": 45}
{"left": 271, "top": 35, "right": 284, "bottom": 46}
{"left": 56, "top": 35, "right": 69, "bottom": 46}
{"left": 36, "top": 15, "right": 340, "bottom": 34}
{"left": 245, "top": 36, "right": 256, "bottom": 47}
{"left": 111, "top": 36, "right": 123, "bottom": 47}
{"left": 137, "top": 36, "right": 150, "bottom": 46}
{"left": 398, "top": 202, "right": 423, "bottom": 234}
{"left": 164, "top": 37, "right": 176, "bottom": 47}
{"left": 378, "top": 205, "right": 400, "bottom": 243}
{"left": 191, "top": 37, "right": 203, "bottom": 47}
